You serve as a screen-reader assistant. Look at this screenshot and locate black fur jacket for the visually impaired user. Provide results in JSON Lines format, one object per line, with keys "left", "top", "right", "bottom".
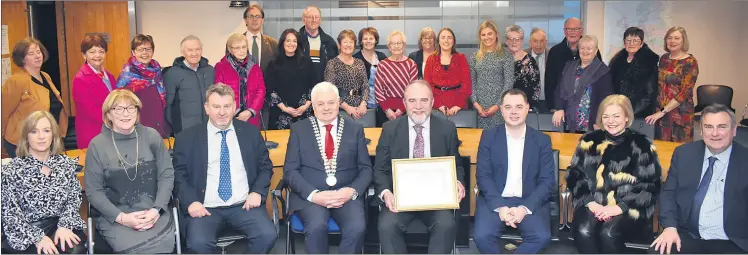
{"left": 565, "top": 129, "right": 662, "bottom": 220}
{"left": 609, "top": 44, "right": 660, "bottom": 117}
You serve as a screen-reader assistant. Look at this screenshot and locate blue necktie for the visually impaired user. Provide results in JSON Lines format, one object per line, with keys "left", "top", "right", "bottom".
{"left": 218, "top": 130, "right": 232, "bottom": 201}
{"left": 688, "top": 156, "right": 717, "bottom": 238}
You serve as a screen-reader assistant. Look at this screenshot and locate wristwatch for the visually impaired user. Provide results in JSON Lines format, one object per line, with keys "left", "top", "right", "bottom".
{"left": 661, "top": 108, "right": 669, "bottom": 114}
{"left": 351, "top": 190, "right": 359, "bottom": 201}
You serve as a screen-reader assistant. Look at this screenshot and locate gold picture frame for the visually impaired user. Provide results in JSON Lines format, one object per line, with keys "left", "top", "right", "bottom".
{"left": 392, "top": 156, "right": 460, "bottom": 212}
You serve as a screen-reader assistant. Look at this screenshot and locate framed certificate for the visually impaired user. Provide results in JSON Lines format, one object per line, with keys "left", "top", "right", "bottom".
{"left": 392, "top": 156, "right": 460, "bottom": 212}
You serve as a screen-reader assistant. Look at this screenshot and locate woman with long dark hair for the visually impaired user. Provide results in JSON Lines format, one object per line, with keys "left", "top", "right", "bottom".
{"left": 265, "top": 29, "right": 317, "bottom": 129}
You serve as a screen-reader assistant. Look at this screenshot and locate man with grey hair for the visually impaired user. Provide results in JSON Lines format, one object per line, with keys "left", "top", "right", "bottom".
{"left": 298, "top": 5, "right": 338, "bottom": 83}
{"left": 652, "top": 103, "right": 748, "bottom": 254}
{"left": 283, "top": 81, "right": 372, "bottom": 253}
{"left": 374, "top": 80, "right": 466, "bottom": 253}
{"left": 545, "top": 17, "right": 601, "bottom": 111}
{"left": 165, "top": 35, "right": 215, "bottom": 133}
{"left": 525, "top": 28, "right": 550, "bottom": 112}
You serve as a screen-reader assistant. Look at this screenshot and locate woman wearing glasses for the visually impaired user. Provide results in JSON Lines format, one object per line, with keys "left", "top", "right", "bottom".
{"left": 505, "top": 25, "right": 541, "bottom": 109}
{"left": 374, "top": 30, "right": 418, "bottom": 124}
{"left": 608, "top": 27, "right": 659, "bottom": 118}
{"left": 116, "top": 34, "right": 171, "bottom": 138}
{"left": 85, "top": 90, "right": 176, "bottom": 253}
{"left": 408, "top": 27, "right": 436, "bottom": 79}
{"left": 215, "top": 33, "right": 266, "bottom": 129}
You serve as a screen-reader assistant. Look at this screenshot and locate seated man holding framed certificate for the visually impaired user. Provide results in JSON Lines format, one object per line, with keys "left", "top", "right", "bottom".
{"left": 283, "top": 82, "right": 373, "bottom": 254}
{"left": 473, "top": 88, "right": 556, "bottom": 254}
{"left": 374, "top": 80, "right": 466, "bottom": 254}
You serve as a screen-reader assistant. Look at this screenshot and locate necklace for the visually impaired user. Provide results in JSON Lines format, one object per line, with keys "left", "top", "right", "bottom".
{"left": 111, "top": 128, "right": 139, "bottom": 181}
{"left": 310, "top": 116, "right": 345, "bottom": 187}
{"left": 669, "top": 52, "right": 686, "bottom": 60}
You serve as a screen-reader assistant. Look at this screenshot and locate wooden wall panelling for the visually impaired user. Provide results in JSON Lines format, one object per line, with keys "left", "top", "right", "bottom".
{"left": 59, "top": 1, "right": 130, "bottom": 115}
{"left": 1, "top": 1, "right": 29, "bottom": 75}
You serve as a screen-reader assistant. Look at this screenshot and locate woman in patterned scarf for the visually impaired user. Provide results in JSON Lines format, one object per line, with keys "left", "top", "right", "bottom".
{"left": 214, "top": 33, "right": 266, "bottom": 128}
{"left": 1, "top": 111, "right": 86, "bottom": 254}
{"left": 115, "top": 34, "right": 171, "bottom": 137}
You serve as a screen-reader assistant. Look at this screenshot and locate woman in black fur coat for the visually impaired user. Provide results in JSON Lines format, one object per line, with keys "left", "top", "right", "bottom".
{"left": 566, "top": 95, "right": 663, "bottom": 253}
{"left": 609, "top": 27, "right": 660, "bottom": 117}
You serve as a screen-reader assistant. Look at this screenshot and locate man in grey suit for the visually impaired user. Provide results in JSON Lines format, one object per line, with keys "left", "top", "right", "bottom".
{"left": 375, "top": 80, "right": 466, "bottom": 254}
{"left": 525, "top": 28, "right": 550, "bottom": 113}
{"left": 243, "top": 4, "right": 278, "bottom": 71}
{"left": 283, "top": 82, "right": 373, "bottom": 253}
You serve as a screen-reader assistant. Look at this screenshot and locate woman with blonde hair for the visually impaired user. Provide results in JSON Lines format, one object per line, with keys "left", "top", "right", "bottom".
{"left": 324, "top": 29, "right": 369, "bottom": 120}
{"left": 566, "top": 94, "right": 661, "bottom": 253}
{"left": 215, "top": 33, "right": 266, "bottom": 129}
{"left": 85, "top": 89, "right": 176, "bottom": 253}
{"left": 645, "top": 26, "right": 698, "bottom": 142}
{"left": 469, "top": 20, "right": 515, "bottom": 128}
{"left": 408, "top": 27, "right": 436, "bottom": 79}
{"left": 1, "top": 111, "right": 87, "bottom": 254}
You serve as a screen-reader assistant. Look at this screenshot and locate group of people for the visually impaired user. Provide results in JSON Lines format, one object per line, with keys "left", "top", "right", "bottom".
{"left": 1, "top": 3, "right": 743, "bottom": 255}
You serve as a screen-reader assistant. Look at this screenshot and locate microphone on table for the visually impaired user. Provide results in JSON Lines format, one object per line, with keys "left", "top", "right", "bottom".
{"left": 259, "top": 110, "right": 278, "bottom": 149}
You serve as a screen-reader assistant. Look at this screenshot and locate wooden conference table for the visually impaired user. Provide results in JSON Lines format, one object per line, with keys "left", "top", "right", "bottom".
{"left": 69, "top": 128, "right": 681, "bottom": 217}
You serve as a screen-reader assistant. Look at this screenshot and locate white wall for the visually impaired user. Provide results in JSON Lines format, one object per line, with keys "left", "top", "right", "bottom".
{"left": 585, "top": 1, "right": 746, "bottom": 117}
{"left": 136, "top": 1, "right": 249, "bottom": 66}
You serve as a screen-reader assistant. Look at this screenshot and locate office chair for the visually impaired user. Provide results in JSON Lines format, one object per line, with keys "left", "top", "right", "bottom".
{"left": 632, "top": 118, "right": 655, "bottom": 138}
{"left": 340, "top": 108, "right": 377, "bottom": 128}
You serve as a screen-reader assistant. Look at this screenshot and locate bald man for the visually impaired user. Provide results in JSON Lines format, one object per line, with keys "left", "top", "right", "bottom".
{"left": 545, "top": 17, "right": 601, "bottom": 111}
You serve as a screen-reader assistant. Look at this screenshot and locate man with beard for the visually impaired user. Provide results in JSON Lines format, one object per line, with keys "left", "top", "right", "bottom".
{"left": 374, "top": 80, "right": 466, "bottom": 253}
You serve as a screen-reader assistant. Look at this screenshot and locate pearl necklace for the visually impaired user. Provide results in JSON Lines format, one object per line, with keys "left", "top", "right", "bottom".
{"left": 111, "top": 128, "right": 139, "bottom": 181}
{"left": 310, "top": 116, "right": 345, "bottom": 186}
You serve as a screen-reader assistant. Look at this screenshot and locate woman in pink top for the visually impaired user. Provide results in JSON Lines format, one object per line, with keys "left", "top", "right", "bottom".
{"left": 71, "top": 35, "right": 115, "bottom": 149}
{"left": 214, "top": 33, "right": 266, "bottom": 128}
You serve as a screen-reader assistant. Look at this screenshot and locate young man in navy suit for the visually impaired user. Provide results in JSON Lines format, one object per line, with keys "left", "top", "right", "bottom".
{"left": 283, "top": 82, "right": 372, "bottom": 253}
{"left": 473, "top": 88, "right": 556, "bottom": 253}
{"left": 651, "top": 104, "right": 748, "bottom": 254}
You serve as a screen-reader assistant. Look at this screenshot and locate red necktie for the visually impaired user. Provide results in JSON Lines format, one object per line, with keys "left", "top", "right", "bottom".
{"left": 325, "top": 124, "right": 333, "bottom": 159}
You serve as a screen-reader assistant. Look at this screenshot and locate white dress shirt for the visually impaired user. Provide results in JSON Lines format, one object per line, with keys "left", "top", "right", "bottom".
{"left": 245, "top": 30, "right": 262, "bottom": 65}
{"left": 530, "top": 50, "right": 546, "bottom": 100}
{"left": 502, "top": 124, "right": 526, "bottom": 198}
{"left": 204, "top": 121, "right": 249, "bottom": 208}
{"left": 306, "top": 118, "right": 339, "bottom": 201}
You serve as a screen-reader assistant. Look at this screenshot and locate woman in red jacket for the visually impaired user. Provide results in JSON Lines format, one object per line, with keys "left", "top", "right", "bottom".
{"left": 424, "top": 28, "right": 472, "bottom": 116}
{"left": 72, "top": 35, "right": 115, "bottom": 149}
{"left": 215, "top": 33, "right": 266, "bottom": 128}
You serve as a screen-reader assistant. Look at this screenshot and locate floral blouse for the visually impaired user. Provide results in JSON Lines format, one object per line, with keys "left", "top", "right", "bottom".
{"left": 513, "top": 54, "right": 541, "bottom": 106}
{"left": 1, "top": 155, "right": 85, "bottom": 251}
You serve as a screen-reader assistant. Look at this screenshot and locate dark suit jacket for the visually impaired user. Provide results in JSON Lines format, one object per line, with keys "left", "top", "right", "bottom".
{"left": 408, "top": 50, "right": 425, "bottom": 79}
{"left": 284, "top": 118, "right": 373, "bottom": 213}
{"left": 172, "top": 121, "right": 273, "bottom": 213}
{"left": 659, "top": 141, "right": 748, "bottom": 251}
{"left": 243, "top": 32, "right": 278, "bottom": 72}
{"left": 475, "top": 125, "right": 556, "bottom": 213}
{"left": 374, "top": 115, "right": 465, "bottom": 196}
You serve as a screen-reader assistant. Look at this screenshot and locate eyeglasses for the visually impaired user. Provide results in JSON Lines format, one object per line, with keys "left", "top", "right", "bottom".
{"left": 230, "top": 45, "right": 248, "bottom": 51}
{"left": 389, "top": 42, "right": 404, "bottom": 47}
{"left": 135, "top": 47, "right": 153, "bottom": 53}
{"left": 422, "top": 36, "right": 434, "bottom": 40}
{"left": 506, "top": 37, "right": 523, "bottom": 43}
{"left": 246, "top": 15, "right": 263, "bottom": 20}
{"left": 624, "top": 39, "right": 642, "bottom": 45}
{"left": 564, "top": 27, "right": 582, "bottom": 32}
{"left": 111, "top": 106, "right": 138, "bottom": 115}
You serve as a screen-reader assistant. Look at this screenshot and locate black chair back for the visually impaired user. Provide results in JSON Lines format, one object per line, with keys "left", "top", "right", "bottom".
{"left": 537, "top": 113, "right": 564, "bottom": 132}
{"left": 695, "top": 85, "right": 734, "bottom": 112}
{"left": 632, "top": 118, "right": 655, "bottom": 139}
{"left": 430, "top": 110, "right": 477, "bottom": 128}
{"left": 340, "top": 108, "right": 377, "bottom": 128}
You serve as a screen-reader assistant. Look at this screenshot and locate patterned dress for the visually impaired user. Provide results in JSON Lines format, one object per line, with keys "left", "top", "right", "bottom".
{"left": 469, "top": 50, "right": 515, "bottom": 128}
{"left": 574, "top": 67, "right": 593, "bottom": 132}
{"left": 324, "top": 57, "right": 369, "bottom": 107}
{"left": 1, "top": 155, "right": 86, "bottom": 251}
{"left": 656, "top": 54, "right": 699, "bottom": 142}
{"left": 513, "top": 54, "right": 541, "bottom": 107}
